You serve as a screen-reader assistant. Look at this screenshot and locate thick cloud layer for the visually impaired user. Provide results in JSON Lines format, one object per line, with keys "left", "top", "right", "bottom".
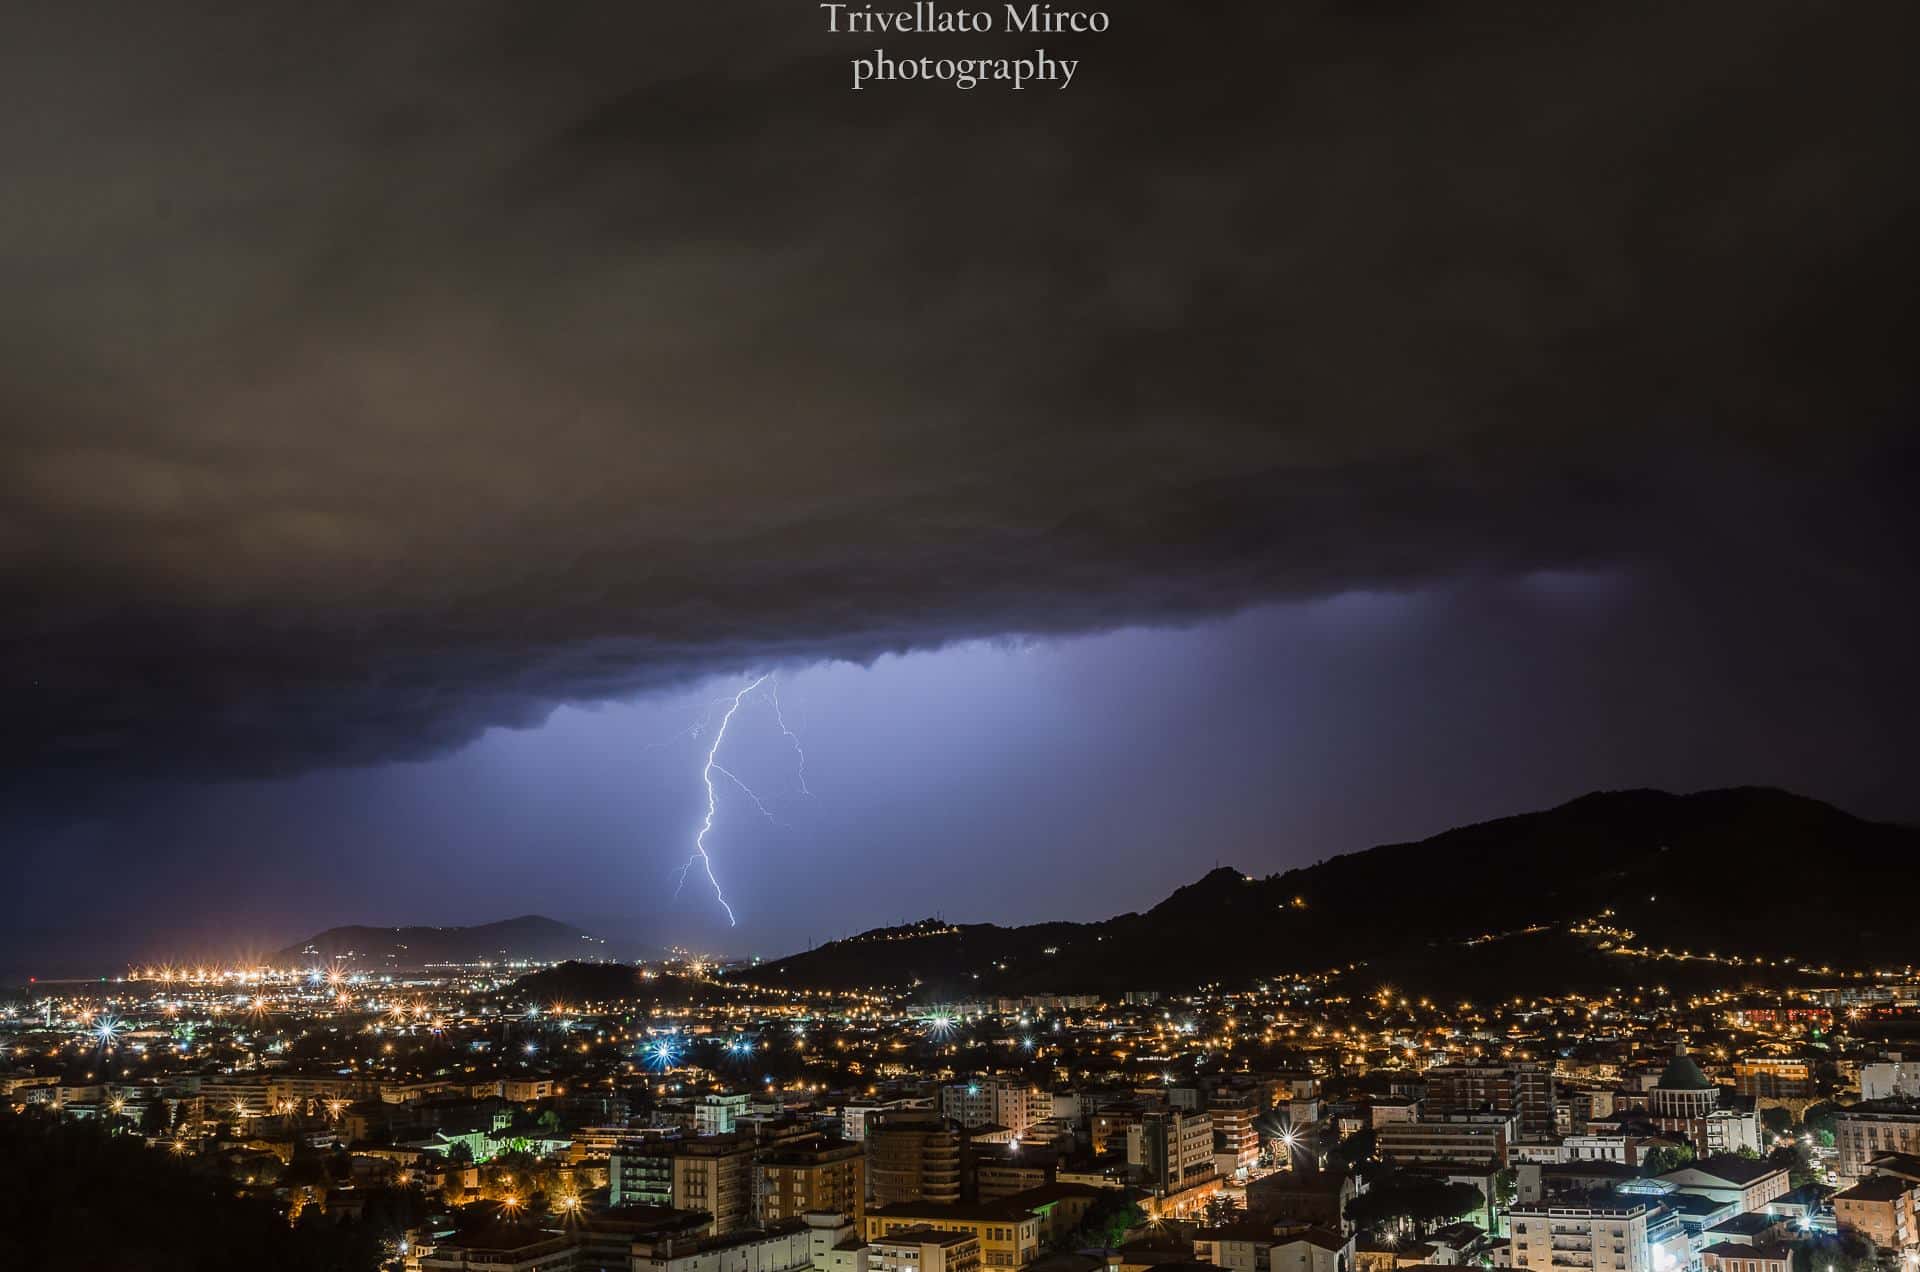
{"left": 4, "top": 0, "right": 1915, "bottom": 793}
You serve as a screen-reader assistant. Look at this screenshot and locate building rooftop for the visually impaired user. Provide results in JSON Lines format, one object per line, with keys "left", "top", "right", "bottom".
{"left": 1835, "top": 1176, "right": 1911, "bottom": 1203}
{"left": 1699, "top": 1242, "right": 1791, "bottom": 1261}
{"left": 1275, "top": 1227, "right": 1349, "bottom": 1253}
{"left": 1658, "top": 1055, "right": 1712, "bottom": 1091}
{"left": 871, "top": 1226, "right": 981, "bottom": 1249}
{"left": 1666, "top": 1154, "right": 1786, "bottom": 1187}
{"left": 999, "top": 1182, "right": 1109, "bottom": 1208}
{"left": 1866, "top": 1151, "right": 1920, "bottom": 1181}
{"left": 871, "top": 1200, "right": 1044, "bottom": 1223}
{"left": 1705, "top": 1213, "right": 1782, "bottom": 1237}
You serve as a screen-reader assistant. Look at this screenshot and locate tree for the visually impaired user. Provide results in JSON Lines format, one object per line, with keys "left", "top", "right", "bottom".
{"left": 1059, "top": 1194, "right": 1146, "bottom": 1251}
{"left": 1801, "top": 1103, "right": 1839, "bottom": 1149}
{"left": 1791, "top": 1233, "right": 1872, "bottom": 1272}
{"left": 1203, "top": 1194, "right": 1244, "bottom": 1226}
{"left": 1330, "top": 1128, "right": 1377, "bottom": 1173}
{"left": 140, "top": 1099, "right": 171, "bottom": 1136}
{"left": 1493, "top": 1167, "right": 1518, "bottom": 1214}
{"left": 1761, "top": 1107, "right": 1794, "bottom": 1138}
{"left": 0, "top": 1106, "right": 381, "bottom": 1271}
{"left": 1771, "top": 1141, "right": 1822, "bottom": 1189}
{"left": 1642, "top": 1145, "right": 1695, "bottom": 1176}
{"left": 1346, "top": 1174, "right": 1487, "bottom": 1240}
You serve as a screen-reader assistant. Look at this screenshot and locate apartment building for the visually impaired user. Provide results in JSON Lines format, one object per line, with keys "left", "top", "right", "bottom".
{"left": 759, "top": 1140, "right": 866, "bottom": 1227}
{"left": 1509, "top": 1200, "right": 1652, "bottom": 1272}
{"left": 869, "top": 1112, "right": 964, "bottom": 1207}
{"left": 1209, "top": 1088, "right": 1263, "bottom": 1176}
{"left": 1837, "top": 1102, "right": 1920, "bottom": 1182}
{"left": 869, "top": 1226, "right": 983, "bottom": 1272}
{"left": 867, "top": 1201, "right": 1042, "bottom": 1270}
{"left": 1424, "top": 1062, "right": 1556, "bottom": 1139}
{"left": 1128, "top": 1109, "right": 1216, "bottom": 1195}
{"left": 675, "top": 1135, "right": 757, "bottom": 1234}
{"left": 612, "top": 1145, "right": 677, "bottom": 1207}
{"left": 943, "top": 1079, "right": 1048, "bottom": 1138}
{"left": 1731, "top": 1059, "right": 1813, "bottom": 1102}
{"left": 1375, "top": 1113, "right": 1514, "bottom": 1169}
{"left": 697, "top": 1094, "right": 750, "bottom": 1137}
{"left": 1832, "top": 1174, "right": 1916, "bottom": 1253}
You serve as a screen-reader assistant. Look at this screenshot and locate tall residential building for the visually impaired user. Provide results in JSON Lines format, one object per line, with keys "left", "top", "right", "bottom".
{"left": 943, "top": 1078, "right": 1048, "bottom": 1137}
{"left": 844, "top": 1097, "right": 935, "bottom": 1142}
{"left": 1129, "top": 1109, "right": 1216, "bottom": 1195}
{"left": 1375, "top": 1113, "right": 1514, "bottom": 1169}
{"left": 1208, "top": 1088, "right": 1262, "bottom": 1176}
{"left": 612, "top": 1145, "right": 678, "bottom": 1207}
{"left": 674, "top": 1135, "right": 757, "bottom": 1233}
{"left": 697, "top": 1093, "right": 751, "bottom": 1136}
{"left": 1424, "top": 1062, "right": 1557, "bottom": 1139}
{"left": 1510, "top": 1199, "right": 1652, "bottom": 1272}
{"left": 869, "top": 1112, "right": 964, "bottom": 1207}
{"left": 759, "top": 1139, "right": 867, "bottom": 1227}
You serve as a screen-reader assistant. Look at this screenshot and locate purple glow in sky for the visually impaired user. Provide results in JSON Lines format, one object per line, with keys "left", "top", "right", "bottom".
{"left": 8, "top": 566, "right": 1906, "bottom": 974}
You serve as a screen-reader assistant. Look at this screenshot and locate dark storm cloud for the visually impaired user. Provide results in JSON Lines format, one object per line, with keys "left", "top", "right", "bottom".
{"left": 3, "top": 0, "right": 1915, "bottom": 791}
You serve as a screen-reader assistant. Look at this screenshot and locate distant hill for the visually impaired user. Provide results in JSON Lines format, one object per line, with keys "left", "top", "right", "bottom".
{"left": 272, "top": 915, "right": 613, "bottom": 970}
{"left": 732, "top": 787, "right": 1916, "bottom": 996}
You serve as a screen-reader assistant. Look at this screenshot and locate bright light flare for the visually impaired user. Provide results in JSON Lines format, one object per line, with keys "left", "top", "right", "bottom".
{"left": 643, "top": 1037, "right": 683, "bottom": 1072}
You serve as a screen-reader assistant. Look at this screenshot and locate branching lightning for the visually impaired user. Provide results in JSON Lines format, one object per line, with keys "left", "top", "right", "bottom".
{"left": 766, "top": 679, "right": 811, "bottom": 797}
{"left": 669, "top": 671, "right": 810, "bottom": 927}
{"left": 711, "top": 764, "right": 778, "bottom": 824}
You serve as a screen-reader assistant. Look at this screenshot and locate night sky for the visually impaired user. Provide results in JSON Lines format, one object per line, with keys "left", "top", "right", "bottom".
{"left": 4, "top": 1, "right": 1916, "bottom": 973}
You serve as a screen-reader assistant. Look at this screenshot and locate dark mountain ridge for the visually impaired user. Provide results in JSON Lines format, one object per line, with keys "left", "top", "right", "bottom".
{"left": 732, "top": 786, "right": 1915, "bottom": 996}
{"left": 273, "top": 915, "right": 612, "bottom": 970}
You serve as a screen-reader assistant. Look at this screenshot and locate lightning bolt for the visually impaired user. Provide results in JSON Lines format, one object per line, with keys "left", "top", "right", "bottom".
{"left": 672, "top": 674, "right": 766, "bottom": 925}
{"left": 765, "top": 679, "right": 811, "bottom": 797}
{"left": 669, "top": 671, "right": 812, "bottom": 927}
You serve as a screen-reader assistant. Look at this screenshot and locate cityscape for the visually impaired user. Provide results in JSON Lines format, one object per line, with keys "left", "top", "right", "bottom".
{"left": 7, "top": 787, "right": 1920, "bottom": 1271}
{"left": 4, "top": 0, "right": 1917, "bottom": 1270}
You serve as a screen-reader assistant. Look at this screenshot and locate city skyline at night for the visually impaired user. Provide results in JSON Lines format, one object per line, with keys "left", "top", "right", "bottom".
{"left": 2, "top": 1, "right": 1917, "bottom": 1265}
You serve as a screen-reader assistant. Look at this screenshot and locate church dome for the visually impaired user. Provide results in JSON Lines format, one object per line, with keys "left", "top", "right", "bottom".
{"left": 1658, "top": 1054, "right": 1712, "bottom": 1090}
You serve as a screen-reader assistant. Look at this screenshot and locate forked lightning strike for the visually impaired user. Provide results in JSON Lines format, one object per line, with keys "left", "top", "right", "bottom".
{"left": 671, "top": 672, "right": 809, "bottom": 926}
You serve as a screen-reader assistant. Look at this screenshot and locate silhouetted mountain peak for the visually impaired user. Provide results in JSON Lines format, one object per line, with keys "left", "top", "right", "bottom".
{"left": 736, "top": 785, "right": 1910, "bottom": 996}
